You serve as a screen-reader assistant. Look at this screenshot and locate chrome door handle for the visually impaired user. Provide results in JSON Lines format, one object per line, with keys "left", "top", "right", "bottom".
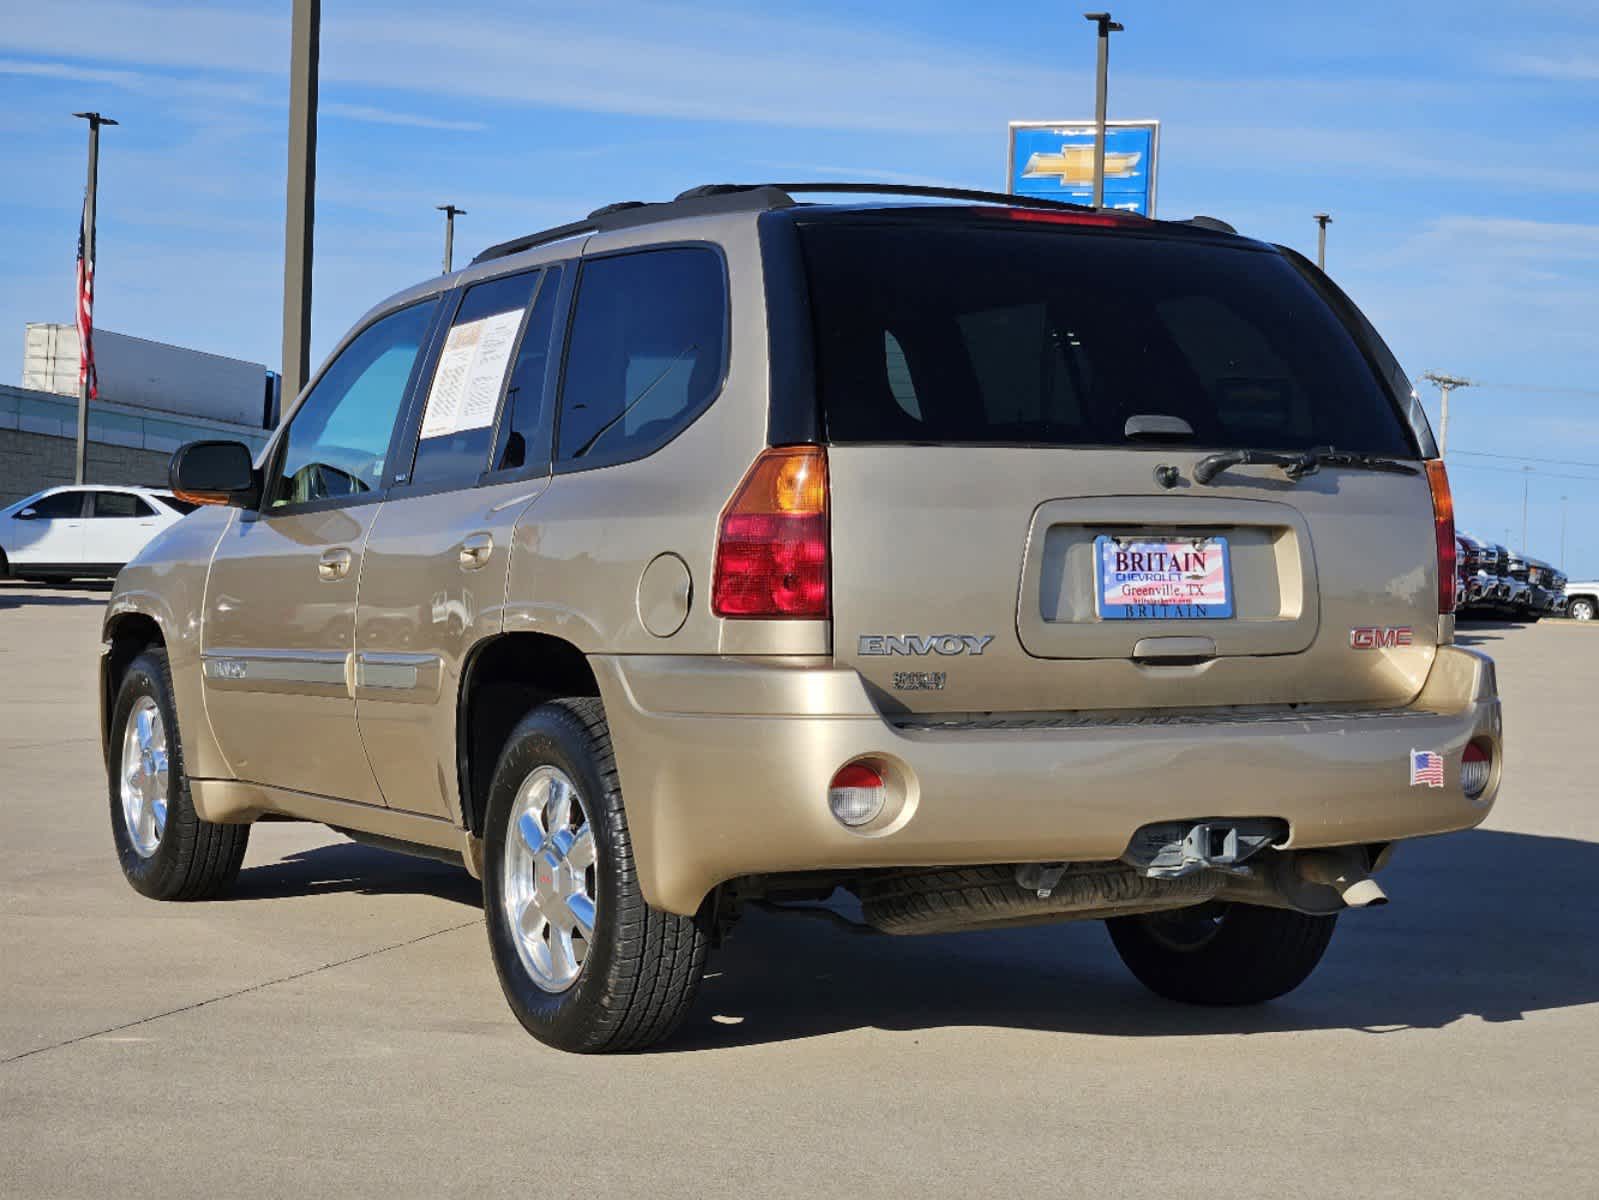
{"left": 318, "top": 547, "right": 353, "bottom": 581}
{"left": 458, "top": 532, "right": 494, "bottom": 570}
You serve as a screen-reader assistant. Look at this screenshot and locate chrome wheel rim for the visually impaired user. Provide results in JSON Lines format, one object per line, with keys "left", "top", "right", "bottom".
{"left": 501, "top": 765, "right": 597, "bottom": 993}
{"left": 120, "top": 696, "right": 169, "bottom": 859}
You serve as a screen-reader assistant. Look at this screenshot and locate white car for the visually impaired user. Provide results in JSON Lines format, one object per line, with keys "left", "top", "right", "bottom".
{"left": 0, "top": 486, "right": 198, "bottom": 583}
{"left": 1566, "top": 583, "right": 1598, "bottom": 622}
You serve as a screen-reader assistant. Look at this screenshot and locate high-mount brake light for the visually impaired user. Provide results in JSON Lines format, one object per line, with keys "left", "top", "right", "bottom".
{"left": 711, "top": 446, "right": 830, "bottom": 619}
{"left": 1426, "top": 459, "right": 1456, "bottom": 615}
{"left": 986, "top": 208, "right": 1134, "bottom": 228}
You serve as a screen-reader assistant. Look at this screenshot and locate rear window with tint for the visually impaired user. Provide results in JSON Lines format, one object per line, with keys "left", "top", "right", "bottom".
{"left": 798, "top": 222, "right": 1414, "bottom": 455}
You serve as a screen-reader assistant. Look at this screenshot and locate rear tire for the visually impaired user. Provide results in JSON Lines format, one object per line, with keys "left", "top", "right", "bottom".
{"left": 482, "top": 697, "right": 709, "bottom": 1052}
{"left": 1106, "top": 902, "right": 1336, "bottom": 1006}
{"left": 109, "top": 648, "right": 249, "bottom": 900}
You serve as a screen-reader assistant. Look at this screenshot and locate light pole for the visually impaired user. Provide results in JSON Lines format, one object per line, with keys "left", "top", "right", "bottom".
{"left": 1520, "top": 466, "right": 1533, "bottom": 551}
{"left": 1082, "top": 12, "right": 1123, "bottom": 208}
{"left": 1421, "top": 371, "right": 1472, "bottom": 456}
{"left": 1313, "top": 212, "right": 1332, "bottom": 271}
{"left": 282, "top": 0, "right": 320, "bottom": 403}
{"left": 1560, "top": 495, "right": 1568, "bottom": 567}
{"left": 437, "top": 204, "right": 467, "bottom": 274}
{"left": 71, "top": 111, "right": 117, "bottom": 485}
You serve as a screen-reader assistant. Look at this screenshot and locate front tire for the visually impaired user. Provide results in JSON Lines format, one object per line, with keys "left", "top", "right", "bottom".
{"left": 1107, "top": 902, "right": 1336, "bottom": 1006}
{"left": 482, "top": 698, "right": 708, "bottom": 1052}
{"left": 109, "top": 648, "right": 249, "bottom": 900}
{"left": 1569, "top": 597, "right": 1596, "bottom": 622}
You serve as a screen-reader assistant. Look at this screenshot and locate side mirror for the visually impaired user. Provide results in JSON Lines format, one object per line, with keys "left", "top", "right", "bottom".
{"left": 15, "top": 507, "right": 38, "bottom": 520}
{"left": 170, "top": 440, "right": 260, "bottom": 508}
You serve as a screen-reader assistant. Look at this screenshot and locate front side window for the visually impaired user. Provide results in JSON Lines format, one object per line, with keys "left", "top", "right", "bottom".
{"left": 270, "top": 299, "right": 438, "bottom": 507}
{"left": 410, "top": 270, "right": 546, "bottom": 488}
{"left": 91, "top": 492, "right": 155, "bottom": 518}
{"left": 21, "top": 492, "right": 85, "bottom": 519}
{"left": 556, "top": 247, "right": 726, "bottom": 465}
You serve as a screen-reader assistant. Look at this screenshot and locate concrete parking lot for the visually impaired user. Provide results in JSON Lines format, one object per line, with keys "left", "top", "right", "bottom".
{"left": 2, "top": 581, "right": 1596, "bottom": 1199}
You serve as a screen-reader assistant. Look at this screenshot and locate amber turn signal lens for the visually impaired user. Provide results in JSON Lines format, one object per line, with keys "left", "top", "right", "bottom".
{"left": 1426, "top": 459, "right": 1455, "bottom": 615}
{"left": 712, "top": 447, "right": 830, "bottom": 619}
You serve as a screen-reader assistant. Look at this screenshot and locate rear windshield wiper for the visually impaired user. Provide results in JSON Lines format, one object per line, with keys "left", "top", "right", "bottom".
{"left": 1193, "top": 447, "right": 1419, "bottom": 486}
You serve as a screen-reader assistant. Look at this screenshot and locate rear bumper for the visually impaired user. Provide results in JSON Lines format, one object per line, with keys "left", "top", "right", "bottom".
{"left": 593, "top": 647, "right": 1502, "bottom": 915}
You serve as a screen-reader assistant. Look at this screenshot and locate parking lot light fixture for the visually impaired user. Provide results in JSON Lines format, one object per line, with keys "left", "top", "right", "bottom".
{"left": 1313, "top": 212, "right": 1332, "bottom": 270}
{"left": 1082, "top": 12, "right": 1124, "bottom": 208}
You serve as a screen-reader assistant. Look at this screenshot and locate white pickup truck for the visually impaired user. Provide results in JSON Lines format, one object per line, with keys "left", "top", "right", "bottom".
{"left": 1565, "top": 583, "right": 1598, "bottom": 622}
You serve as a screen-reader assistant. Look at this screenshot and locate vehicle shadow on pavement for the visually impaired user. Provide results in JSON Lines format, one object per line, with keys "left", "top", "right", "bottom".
{"left": 231, "top": 842, "right": 482, "bottom": 907}
{"left": 0, "top": 582, "right": 113, "bottom": 609}
{"left": 1452, "top": 621, "right": 1525, "bottom": 648}
{"left": 672, "top": 828, "right": 1599, "bottom": 1050}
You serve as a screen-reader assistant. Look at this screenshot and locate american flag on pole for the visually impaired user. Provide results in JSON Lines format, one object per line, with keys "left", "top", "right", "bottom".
{"left": 1410, "top": 749, "right": 1445, "bottom": 788}
{"left": 76, "top": 197, "right": 97, "bottom": 400}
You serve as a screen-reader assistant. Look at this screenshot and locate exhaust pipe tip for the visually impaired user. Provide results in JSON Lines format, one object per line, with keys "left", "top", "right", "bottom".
{"left": 1339, "top": 877, "right": 1389, "bottom": 908}
{"left": 1295, "top": 850, "right": 1390, "bottom": 909}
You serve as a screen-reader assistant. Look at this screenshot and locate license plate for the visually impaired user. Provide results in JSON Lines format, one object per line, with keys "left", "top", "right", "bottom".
{"left": 1094, "top": 535, "right": 1233, "bottom": 619}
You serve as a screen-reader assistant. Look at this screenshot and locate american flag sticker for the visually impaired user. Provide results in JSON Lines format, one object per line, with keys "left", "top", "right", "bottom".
{"left": 1409, "top": 749, "right": 1445, "bottom": 788}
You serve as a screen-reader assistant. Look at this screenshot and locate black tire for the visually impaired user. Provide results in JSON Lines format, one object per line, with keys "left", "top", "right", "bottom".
{"left": 1106, "top": 902, "right": 1336, "bottom": 1006}
{"left": 1569, "top": 598, "right": 1596, "bottom": 622}
{"left": 482, "top": 697, "right": 709, "bottom": 1053}
{"left": 109, "top": 648, "right": 249, "bottom": 900}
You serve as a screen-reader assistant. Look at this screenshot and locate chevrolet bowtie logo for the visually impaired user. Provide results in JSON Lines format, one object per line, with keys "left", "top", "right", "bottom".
{"left": 1022, "top": 146, "right": 1142, "bottom": 186}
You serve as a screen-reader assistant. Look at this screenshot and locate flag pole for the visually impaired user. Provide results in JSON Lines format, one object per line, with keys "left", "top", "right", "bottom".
{"left": 71, "top": 111, "right": 117, "bottom": 485}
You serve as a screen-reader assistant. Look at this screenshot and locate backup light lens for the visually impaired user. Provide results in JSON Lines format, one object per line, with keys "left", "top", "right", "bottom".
{"left": 828, "top": 763, "right": 885, "bottom": 827}
{"left": 1460, "top": 741, "right": 1492, "bottom": 799}
{"left": 1426, "top": 459, "right": 1456, "bottom": 615}
{"left": 711, "top": 446, "right": 830, "bottom": 618}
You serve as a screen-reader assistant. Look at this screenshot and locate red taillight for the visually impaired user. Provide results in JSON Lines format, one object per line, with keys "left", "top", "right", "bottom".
{"left": 1426, "top": 459, "right": 1456, "bottom": 614}
{"left": 712, "top": 446, "right": 829, "bottom": 619}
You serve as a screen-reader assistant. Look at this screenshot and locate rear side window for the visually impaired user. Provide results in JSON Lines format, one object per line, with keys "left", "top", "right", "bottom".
{"left": 493, "top": 266, "right": 564, "bottom": 472}
{"left": 556, "top": 247, "right": 726, "bottom": 466}
{"left": 91, "top": 492, "right": 154, "bottom": 518}
{"left": 411, "top": 269, "right": 545, "bottom": 488}
{"left": 798, "top": 222, "right": 1414, "bottom": 455}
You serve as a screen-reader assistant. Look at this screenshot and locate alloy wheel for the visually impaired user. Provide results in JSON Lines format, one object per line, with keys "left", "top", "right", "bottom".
{"left": 500, "top": 765, "right": 598, "bottom": 992}
{"left": 120, "top": 696, "right": 169, "bottom": 858}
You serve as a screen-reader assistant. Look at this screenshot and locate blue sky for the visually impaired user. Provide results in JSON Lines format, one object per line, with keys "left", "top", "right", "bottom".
{"left": 2, "top": 0, "right": 1597, "bottom": 573}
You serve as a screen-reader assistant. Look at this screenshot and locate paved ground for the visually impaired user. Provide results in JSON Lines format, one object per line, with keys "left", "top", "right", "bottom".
{"left": 2, "top": 580, "right": 1596, "bottom": 1199}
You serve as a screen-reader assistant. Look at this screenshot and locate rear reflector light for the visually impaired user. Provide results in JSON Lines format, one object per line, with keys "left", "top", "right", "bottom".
{"left": 828, "top": 763, "right": 885, "bottom": 827}
{"left": 1460, "top": 740, "right": 1492, "bottom": 799}
{"left": 712, "top": 446, "right": 829, "bottom": 618}
{"left": 1426, "top": 459, "right": 1456, "bottom": 615}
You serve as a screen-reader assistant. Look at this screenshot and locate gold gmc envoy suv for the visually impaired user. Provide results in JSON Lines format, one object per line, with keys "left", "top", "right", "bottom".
{"left": 101, "top": 184, "right": 1502, "bottom": 1052}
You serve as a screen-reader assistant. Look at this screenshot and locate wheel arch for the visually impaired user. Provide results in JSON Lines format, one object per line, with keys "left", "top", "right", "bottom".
{"left": 101, "top": 608, "right": 167, "bottom": 762}
{"left": 457, "top": 632, "right": 600, "bottom": 837}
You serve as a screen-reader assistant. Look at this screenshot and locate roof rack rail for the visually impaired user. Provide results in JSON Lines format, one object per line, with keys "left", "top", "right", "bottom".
{"left": 756, "top": 182, "right": 1108, "bottom": 213}
{"left": 472, "top": 181, "right": 1141, "bottom": 266}
{"left": 1183, "top": 215, "right": 1237, "bottom": 234}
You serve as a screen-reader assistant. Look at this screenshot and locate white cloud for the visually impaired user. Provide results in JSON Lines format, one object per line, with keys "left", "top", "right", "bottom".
{"left": 319, "top": 103, "right": 485, "bottom": 132}
{"left": 1501, "top": 51, "right": 1599, "bottom": 81}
